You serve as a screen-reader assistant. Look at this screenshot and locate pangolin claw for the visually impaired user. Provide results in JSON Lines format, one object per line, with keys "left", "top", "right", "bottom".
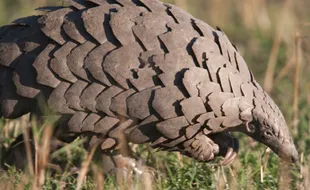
{"left": 220, "top": 137, "right": 239, "bottom": 166}
{"left": 210, "top": 132, "right": 239, "bottom": 166}
{"left": 220, "top": 147, "right": 233, "bottom": 165}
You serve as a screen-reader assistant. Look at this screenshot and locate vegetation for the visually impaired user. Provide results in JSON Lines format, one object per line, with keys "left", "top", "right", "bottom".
{"left": 0, "top": 0, "right": 309, "bottom": 189}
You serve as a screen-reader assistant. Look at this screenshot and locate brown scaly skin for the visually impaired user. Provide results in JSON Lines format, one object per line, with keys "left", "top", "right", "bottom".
{"left": 0, "top": 0, "right": 298, "bottom": 172}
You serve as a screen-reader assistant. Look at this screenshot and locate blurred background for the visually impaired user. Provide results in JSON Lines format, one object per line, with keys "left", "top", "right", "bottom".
{"left": 0, "top": 0, "right": 309, "bottom": 189}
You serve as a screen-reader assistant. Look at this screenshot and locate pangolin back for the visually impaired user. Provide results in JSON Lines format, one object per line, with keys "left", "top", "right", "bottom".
{"left": 0, "top": 0, "right": 273, "bottom": 155}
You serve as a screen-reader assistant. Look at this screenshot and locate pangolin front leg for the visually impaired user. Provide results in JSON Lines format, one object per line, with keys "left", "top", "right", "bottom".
{"left": 181, "top": 132, "right": 239, "bottom": 165}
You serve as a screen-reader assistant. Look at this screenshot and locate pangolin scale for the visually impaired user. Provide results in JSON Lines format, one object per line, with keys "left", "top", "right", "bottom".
{"left": 0, "top": 0, "right": 298, "bottom": 167}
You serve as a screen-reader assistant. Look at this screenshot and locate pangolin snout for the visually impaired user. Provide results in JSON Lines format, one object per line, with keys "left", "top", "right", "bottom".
{"left": 278, "top": 142, "right": 299, "bottom": 163}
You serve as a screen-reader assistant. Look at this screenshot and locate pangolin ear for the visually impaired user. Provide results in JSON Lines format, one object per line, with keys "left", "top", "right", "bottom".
{"left": 245, "top": 121, "right": 256, "bottom": 134}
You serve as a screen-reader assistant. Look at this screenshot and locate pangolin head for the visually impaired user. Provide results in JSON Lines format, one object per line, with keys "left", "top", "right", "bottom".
{"left": 242, "top": 93, "right": 298, "bottom": 163}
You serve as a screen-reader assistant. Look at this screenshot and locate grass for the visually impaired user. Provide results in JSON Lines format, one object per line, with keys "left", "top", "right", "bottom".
{"left": 0, "top": 136, "right": 303, "bottom": 190}
{"left": 0, "top": 0, "right": 310, "bottom": 189}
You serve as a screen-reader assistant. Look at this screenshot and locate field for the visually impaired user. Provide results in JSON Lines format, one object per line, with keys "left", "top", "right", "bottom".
{"left": 0, "top": 0, "right": 309, "bottom": 189}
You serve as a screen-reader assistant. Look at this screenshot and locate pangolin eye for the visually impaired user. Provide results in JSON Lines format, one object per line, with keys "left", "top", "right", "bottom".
{"left": 265, "top": 131, "right": 273, "bottom": 136}
{"left": 261, "top": 131, "right": 273, "bottom": 139}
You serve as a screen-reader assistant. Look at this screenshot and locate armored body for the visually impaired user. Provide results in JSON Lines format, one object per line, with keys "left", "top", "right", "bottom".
{"left": 0, "top": 0, "right": 298, "bottom": 169}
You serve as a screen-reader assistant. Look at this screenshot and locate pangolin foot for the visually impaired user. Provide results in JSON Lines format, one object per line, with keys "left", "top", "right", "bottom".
{"left": 104, "top": 154, "right": 151, "bottom": 177}
{"left": 181, "top": 133, "right": 220, "bottom": 162}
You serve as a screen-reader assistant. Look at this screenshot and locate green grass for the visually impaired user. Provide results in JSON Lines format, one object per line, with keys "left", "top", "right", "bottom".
{"left": 0, "top": 130, "right": 305, "bottom": 189}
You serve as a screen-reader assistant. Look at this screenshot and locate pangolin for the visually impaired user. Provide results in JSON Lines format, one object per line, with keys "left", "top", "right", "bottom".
{"left": 0, "top": 0, "right": 298, "bottom": 170}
